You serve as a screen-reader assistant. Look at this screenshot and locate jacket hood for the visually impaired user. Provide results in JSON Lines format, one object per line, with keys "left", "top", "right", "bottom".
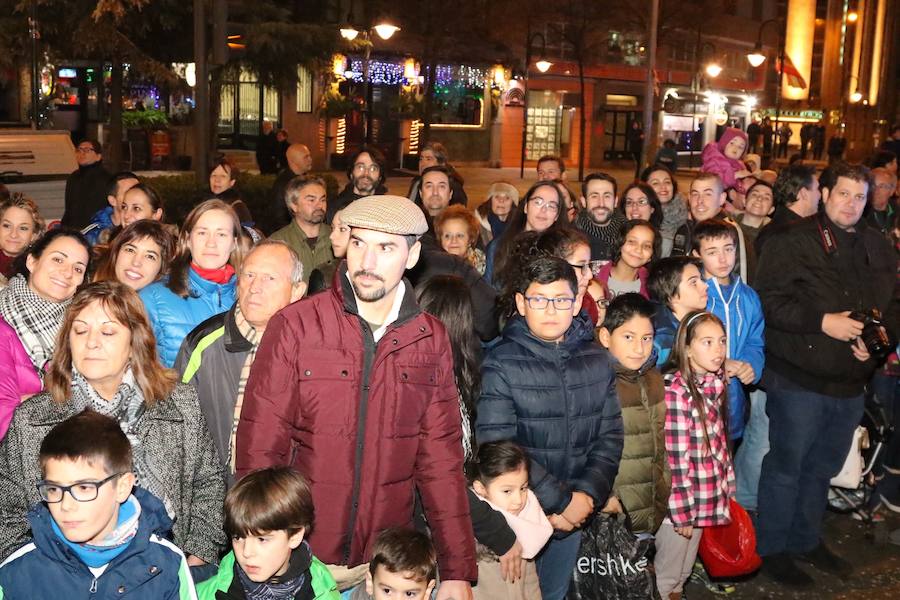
{"left": 188, "top": 265, "right": 237, "bottom": 294}
{"left": 27, "top": 486, "right": 173, "bottom": 565}
{"left": 716, "top": 127, "right": 749, "bottom": 158}
{"left": 501, "top": 311, "right": 595, "bottom": 355}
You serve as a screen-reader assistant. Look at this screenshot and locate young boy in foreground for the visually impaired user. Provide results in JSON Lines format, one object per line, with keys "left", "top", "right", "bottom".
{"left": 0, "top": 411, "right": 196, "bottom": 599}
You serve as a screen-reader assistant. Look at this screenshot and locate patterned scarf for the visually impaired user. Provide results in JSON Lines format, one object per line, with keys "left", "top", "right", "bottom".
{"left": 70, "top": 368, "right": 172, "bottom": 517}
{"left": 236, "top": 541, "right": 311, "bottom": 600}
{"left": 230, "top": 304, "right": 261, "bottom": 474}
{"left": 660, "top": 194, "right": 690, "bottom": 239}
{"left": 575, "top": 209, "right": 626, "bottom": 249}
{"left": 0, "top": 274, "right": 71, "bottom": 374}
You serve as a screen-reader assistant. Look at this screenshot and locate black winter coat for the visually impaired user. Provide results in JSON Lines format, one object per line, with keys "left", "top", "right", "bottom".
{"left": 755, "top": 213, "right": 898, "bottom": 397}
{"left": 476, "top": 314, "right": 624, "bottom": 515}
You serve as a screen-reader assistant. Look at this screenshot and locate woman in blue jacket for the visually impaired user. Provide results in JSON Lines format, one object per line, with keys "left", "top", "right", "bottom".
{"left": 140, "top": 200, "right": 243, "bottom": 366}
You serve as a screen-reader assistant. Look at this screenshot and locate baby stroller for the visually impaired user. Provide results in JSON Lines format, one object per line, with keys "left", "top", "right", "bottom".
{"left": 827, "top": 387, "right": 893, "bottom": 531}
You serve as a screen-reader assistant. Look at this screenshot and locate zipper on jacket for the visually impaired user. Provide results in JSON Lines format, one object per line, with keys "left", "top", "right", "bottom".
{"left": 89, "top": 577, "right": 98, "bottom": 593}
{"left": 343, "top": 320, "right": 377, "bottom": 564}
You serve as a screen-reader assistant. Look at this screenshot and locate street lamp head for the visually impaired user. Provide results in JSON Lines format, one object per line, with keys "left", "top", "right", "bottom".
{"left": 705, "top": 63, "right": 723, "bottom": 78}
{"left": 340, "top": 27, "right": 360, "bottom": 41}
{"left": 373, "top": 23, "right": 400, "bottom": 40}
{"left": 847, "top": 11, "right": 858, "bottom": 23}
{"left": 850, "top": 91, "right": 863, "bottom": 103}
{"left": 535, "top": 60, "right": 552, "bottom": 73}
{"left": 746, "top": 42, "right": 766, "bottom": 68}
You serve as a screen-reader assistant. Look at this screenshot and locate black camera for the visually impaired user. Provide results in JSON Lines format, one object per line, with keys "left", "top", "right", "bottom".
{"left": 849, "top": 309, "right": 896, "bottom": 361}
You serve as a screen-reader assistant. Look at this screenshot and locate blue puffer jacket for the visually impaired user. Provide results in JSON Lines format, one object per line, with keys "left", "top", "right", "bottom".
{"left": 476, "top": 313, "right": 624, "bottom": 515}
{"left": 653, "top": 302, "right": 679, "bottom": 367}
{"left": 706, "top": 275, "right": 765, "bottom": 440}
{"left": 0, "top": 487, "right": 197, "bottom": 599}
{"left": 139, "top": 268, "right": 236, "bottom": 367}
{"left": 82, "top": 206, "right": 114, "bottom": 246}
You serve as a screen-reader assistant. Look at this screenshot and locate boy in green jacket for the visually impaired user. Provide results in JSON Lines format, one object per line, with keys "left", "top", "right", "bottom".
{"left": 597, "top": 292, "right": 671, "bottom": 534}
{"left": 197, "top": 467, "right": 339, "bottom": 600}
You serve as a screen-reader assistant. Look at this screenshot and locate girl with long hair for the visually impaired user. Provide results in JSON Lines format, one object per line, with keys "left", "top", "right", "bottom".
{"left": 655, "top": 311, "right": 735, "bottom": 600}
{"left": 594, "top": 220, "right": 657, "bottom": 300}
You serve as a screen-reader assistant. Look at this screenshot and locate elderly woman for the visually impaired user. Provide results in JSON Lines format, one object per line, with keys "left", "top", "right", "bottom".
{"left": 435, "top": 205, "right": 486, "bottom": 275}
{"left": 139, "top": 200, "right": 242, "bottom": 367}
{"left": 476, "top": 182, "right": 519, "bottom": 245}
{"left": 94, "top": 220, "right": 176, "bottom": 292}
{"left": 0, "top": 281, "right": 226, "bottom": 566}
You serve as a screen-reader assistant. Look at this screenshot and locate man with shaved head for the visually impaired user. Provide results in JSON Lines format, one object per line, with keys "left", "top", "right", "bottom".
{"left": 268, "top": 142, "right": 314, "bottom": 233}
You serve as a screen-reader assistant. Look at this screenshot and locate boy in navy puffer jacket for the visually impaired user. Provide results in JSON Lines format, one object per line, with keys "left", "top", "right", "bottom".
{"left": 477, "top": 256, "right": 624, "bottom": 600}
{"left": 0, "top": 412, "right": 196, "bottom": 600}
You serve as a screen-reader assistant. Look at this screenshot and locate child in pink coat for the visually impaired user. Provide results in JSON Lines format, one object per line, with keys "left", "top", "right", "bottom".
{"left": 701, "top": 128, "right": 752, "bottom": 196}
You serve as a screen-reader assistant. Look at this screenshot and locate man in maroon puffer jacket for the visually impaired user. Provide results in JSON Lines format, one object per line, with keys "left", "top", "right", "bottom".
{"left": 235, "top": 195, "right": 477, "bottom": 599}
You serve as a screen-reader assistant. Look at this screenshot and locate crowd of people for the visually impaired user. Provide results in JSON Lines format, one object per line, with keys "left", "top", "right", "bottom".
{"left": 0, "top": 124, "right": 896, "bottom": 600}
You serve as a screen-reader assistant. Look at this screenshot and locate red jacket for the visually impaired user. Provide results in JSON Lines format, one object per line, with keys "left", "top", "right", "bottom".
{"left": 235, "top": 267, "right": 477, "bottom": 581}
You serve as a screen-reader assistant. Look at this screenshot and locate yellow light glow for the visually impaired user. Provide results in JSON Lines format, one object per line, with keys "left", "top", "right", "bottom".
{"left": 409, "top": 119, "right": 421, "bottom": 153}
{"left": 705, "top": 63, "right": 723, "bottom": 78}
{"left": 340, "top": 28, "right": 359, "bottom": 41}
{"left": 493, "top": 64, "right": 507, "bottom": 88}
{"left": 849, "top": 0, "right": 865, "bottom": 100}
{"left": 336, "top": 117, "right": 346, "bottom": 154}
{"left": 847, "top": 11, "right": 858, "bottom": 22}
{"left": 747, "top": 52, "right": 766, "bottom": 68}
{"left": 404, "top": 58, "right": 419, "bottom": 80}
{"left": 332, "top": 54, "right": 347, "bottom": 78}
{"left": 850, "top": 91, "right": 863, "bottom": 103}
{"left": 869, "top": 0, "right": 885, "bottom": 105}
{"left": 535, "top": 60, "right": 552, "bottom": 73}
{"left": 783, "top": 0, "right": 816, "bottom": 100}
{"left": 373, "top": 23, "right": 399, "bottom": 40}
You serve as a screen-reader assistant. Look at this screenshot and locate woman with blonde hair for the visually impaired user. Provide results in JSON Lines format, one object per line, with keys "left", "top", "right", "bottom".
{"left": 476, "top": 182, "right": 519, "bottom": 245}
{"left": 139, "top": 199, "right": 243, "bottom": 366}
{"left": 0, "top": 193, "right": 45, "bottom": 279}
{"left": 0, "top": 281, "right": 225, "bottom": 567}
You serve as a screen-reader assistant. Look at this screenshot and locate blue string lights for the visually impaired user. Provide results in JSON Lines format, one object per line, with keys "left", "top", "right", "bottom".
{"left": 345, "top": 59, "right": 489, "bottom": 88}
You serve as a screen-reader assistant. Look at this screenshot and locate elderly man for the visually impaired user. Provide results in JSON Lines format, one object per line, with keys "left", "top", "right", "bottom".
{"left": 175, "top": 240, "right": 306, "bottom": 481}
{"left": 62, "top": 139, "right": 112, "bottom": 229}
{"left": 867, "top": 167, "right": 898, "bottom": 237}
{"left": 236, "top": 195, "right": 477, "bottom": 599}
{"left": 268, "top": 142, "right": 314, "bottom": 233}
{"left": 271, "top": 175, "right": 333, "bottom": 282}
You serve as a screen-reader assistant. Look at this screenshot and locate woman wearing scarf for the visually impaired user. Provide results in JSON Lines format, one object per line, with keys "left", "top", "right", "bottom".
{"left": 139, "top": 199, "right": 243, "bottom": 367}
{"left": 0, "top": 228, "right": 91, "bottom": 439}
{"left": 0, "top": 281, "right": 226, "bottom": 572}
{"left": 476, "top": 182, "right": 519, "bottom": 246}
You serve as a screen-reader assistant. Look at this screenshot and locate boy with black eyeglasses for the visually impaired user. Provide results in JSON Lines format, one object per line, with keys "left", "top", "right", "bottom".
{"left": 477, "top": 256, "right": 623, "bottom": 600}
{"left": 0, "top": 411, "right": 197, "bottom": 599}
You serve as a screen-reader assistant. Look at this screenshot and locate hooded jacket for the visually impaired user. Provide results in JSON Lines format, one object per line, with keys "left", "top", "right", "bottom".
{"left": 705, "top": 275, "right": 765, "bottom": 440}
{"left": 0, "top": 487, "right": 197, "bottom": 600}
{"left": 140, "top": 269, "right": 237, "bottom": 367}
{"left": 701, "top": 128, "right": 749, "bottom": 194}
{"left": 234, "top": 266, "right": 476, "bottom": 582}
{"left": 0, "top": 384, "right": 226, "bottom": 564}
{"left": 609, "top": 352, "right": 670, "bottom": 535}
{"left": 476, "top": 314, "right": 624, "bottom": 515}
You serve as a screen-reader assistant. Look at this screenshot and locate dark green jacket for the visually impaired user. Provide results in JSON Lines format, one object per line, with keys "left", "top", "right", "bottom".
{"left": 610, "top": 352, "right": 670, "bottom": 534}
{"left": 270, "top": 221, "right": 334, "bottom": 283}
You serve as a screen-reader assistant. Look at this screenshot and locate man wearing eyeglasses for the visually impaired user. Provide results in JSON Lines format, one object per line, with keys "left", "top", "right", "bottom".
{"left": 61, "top": 139, "right": 112, "bottom": 230}
{"left": 866, "top": 167, "right": 897, "bottom": 238}
{"left": 326, "top": 147, "right": 388, "bottom": 224}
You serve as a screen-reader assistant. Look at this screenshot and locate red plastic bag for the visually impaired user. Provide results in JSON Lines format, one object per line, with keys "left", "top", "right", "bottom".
{"left": 698, "top": 498, "right": 762, "bottom": 578}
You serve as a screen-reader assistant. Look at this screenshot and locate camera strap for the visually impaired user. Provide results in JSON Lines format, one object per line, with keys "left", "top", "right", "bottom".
{"left": 816, "top": 214, "right": 838, "bottom": 256}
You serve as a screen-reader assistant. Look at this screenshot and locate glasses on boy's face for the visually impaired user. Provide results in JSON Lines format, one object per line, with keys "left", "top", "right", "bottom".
{"left": 36, "top": 472, "right": 123, "bottom": 503}
{"left": 523, "top": 295, "right": 576, "bottom": 310}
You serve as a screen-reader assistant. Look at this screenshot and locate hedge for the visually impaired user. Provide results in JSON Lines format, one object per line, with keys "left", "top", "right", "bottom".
{"left": 143, "top": 172, "right": 341, "bottom": 234}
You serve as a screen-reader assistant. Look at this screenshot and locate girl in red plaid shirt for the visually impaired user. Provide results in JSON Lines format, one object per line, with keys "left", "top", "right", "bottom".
{"left": 654, "top": 311, "right": 736, "bottom": 599}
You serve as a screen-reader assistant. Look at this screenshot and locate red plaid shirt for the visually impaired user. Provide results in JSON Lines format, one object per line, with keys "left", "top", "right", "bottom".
{"left": 664, "top": 370, "right": 735, "bottom": 527}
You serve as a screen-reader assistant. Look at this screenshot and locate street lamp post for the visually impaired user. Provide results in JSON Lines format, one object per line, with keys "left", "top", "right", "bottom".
{"left": 518, "top": 29, "right": 552, "bottom": 179}
{"left": 341, "top": 22, "right": 399, "bottom": 147}
{"left": 690, "top": 31, "right": 720, "bottom": 169}
{"left": 746, "top": 18, "right": 786, "bottom": 167}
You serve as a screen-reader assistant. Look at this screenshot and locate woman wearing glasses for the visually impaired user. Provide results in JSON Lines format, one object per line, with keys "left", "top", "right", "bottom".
{"left": 485, "top": 181, "right": 570, "bottom": 289}
{"left": 0, "top": 281, "right": 225, "bottom": 570}
{"left": 617, "top": 182, "right": 663, "bottom": 230}
{"left": 477, "top": 255, "right": 624, "bottom": 600}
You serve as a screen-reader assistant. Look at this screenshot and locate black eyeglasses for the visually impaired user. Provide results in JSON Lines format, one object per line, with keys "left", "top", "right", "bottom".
{"left": 523, "top": 295, "right": 575, "bottom": 310}
{"left": 36, "top": 473, "right": 123, "bottom": 503}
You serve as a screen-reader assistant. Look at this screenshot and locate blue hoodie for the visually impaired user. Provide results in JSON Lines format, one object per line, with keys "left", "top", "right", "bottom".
{"left": 0, "top": 487, "right": 197, "bottom": 599}
{"left": 705, "top": 275, "right": 765, "bottom": 440}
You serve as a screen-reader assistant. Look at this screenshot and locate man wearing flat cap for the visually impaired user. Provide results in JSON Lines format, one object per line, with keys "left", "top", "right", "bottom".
{"left": 236, "top": 195, "right": 477, "bottom": 599}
